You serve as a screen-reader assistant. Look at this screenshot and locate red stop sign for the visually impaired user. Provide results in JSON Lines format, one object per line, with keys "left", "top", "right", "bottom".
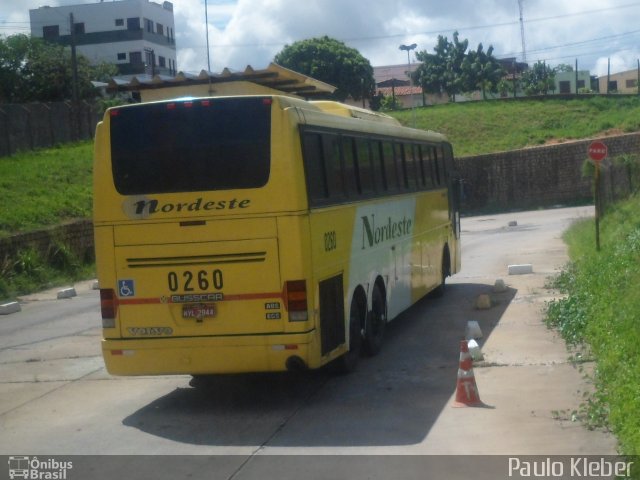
{"left": 588, "top": 141, "right": 608, "bottom": 162}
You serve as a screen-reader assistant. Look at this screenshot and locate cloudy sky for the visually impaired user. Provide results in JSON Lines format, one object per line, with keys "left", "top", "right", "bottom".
{"left": 2, "top": 0, "right": 639, "bottom": 77}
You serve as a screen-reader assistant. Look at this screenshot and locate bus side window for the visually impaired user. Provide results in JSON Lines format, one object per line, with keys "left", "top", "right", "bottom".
{"left": 441, "top": 144, "right": 453, "bottom": 181}
{"left": 427, "top": 146, "right": 439, "bottom": 187}
{"left": 302, "top": 132, "right": 329, "bottom": 203}
{"left": 405, "top": 144, "right": 419, "bottom": 190}
{"left": 415, "top": 145, "right": 431, "bottom": 190}
{"left": 434, "top": 146, "right": 444, "bottom": 186}
{"left": 371, "top": 140, "right": 387, "bottom": 192}
{"left": 382, "top": 141, "right": 399, "bottom": 193}
{"left": 355, "top": 136, "right": 375, "bottom": 196}
{"left": 395, "top": 142, "right": 409, "bottom": 190}
{"left": 342, "top": 136, "right": 361, "bottom": 197}
{"left": 322, "top": 133, "right": 346, "bottom": 200}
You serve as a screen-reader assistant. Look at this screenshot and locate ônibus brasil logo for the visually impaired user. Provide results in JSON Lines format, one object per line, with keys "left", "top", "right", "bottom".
{"left": 8, "top": 456, "right": 73, "bottom": 480}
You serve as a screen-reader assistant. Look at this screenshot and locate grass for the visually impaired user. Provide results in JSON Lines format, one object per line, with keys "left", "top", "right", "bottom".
{"left": 0, "top": 141, "right": 95, "bottom": 300}
{"left": 390, "top": 95, "right": 640, "bottom": 156}
{"left": 546, "top": 194, "right": 640, "bottom": 456}
{"left": 0, "top": 244, "right": 94, "bottom": 300}
{"left": 0, "top": 141, "right": 93, "bottom": 237}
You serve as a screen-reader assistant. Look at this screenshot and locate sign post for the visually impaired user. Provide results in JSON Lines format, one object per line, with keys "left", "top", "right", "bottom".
{"left": 588, "top": 141, "right": 608, "bottom": 251}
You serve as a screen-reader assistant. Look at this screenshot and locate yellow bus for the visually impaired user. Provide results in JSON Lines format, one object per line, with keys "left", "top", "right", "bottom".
{"left": 94, "top": 95, "right": 460, "bottom": 376}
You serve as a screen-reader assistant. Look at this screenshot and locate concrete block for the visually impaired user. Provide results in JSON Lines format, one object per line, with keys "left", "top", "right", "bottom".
{"left": 466, "top": 320, "right": 483, "bottom": 339}
{"left": 0, "top": 301, "right": 21, "bottom": 315}
{"left": 508, "top": 264, "right": 533, "bottom": 275}
{"left": 57, "top": 287, "right": 77, "bottom": 300}
{"left": 493, "top": 279, "right": 507, "bottom": 293}
{"left": 475, "top": 294, "right": 492, "bottom": 310}
{"left": 508, "top": 221, "right": 518, "bottom": 227}
{"left": 468, "top": 339, "right": 484, "bottom": 361}
{"left": 92, "top": 280, "right": 100, "bottom": 290}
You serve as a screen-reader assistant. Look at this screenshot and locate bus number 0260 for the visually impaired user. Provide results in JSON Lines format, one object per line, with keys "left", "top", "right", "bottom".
{"left": 324, "top": 230, "right": 337, "bottom": 252}
{"left": 168, "top": 270, "right": 223, "bottom": 292}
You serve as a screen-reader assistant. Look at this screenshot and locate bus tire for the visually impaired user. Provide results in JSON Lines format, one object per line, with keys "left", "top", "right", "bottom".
{"left": 335, "top": 295, "right": 364, "bottom": 373}
{"left": 364, "top": 284, "right": 386, "bottom": 356}
{"left": 433, "top": 247, "right": 450, "bottom": 298}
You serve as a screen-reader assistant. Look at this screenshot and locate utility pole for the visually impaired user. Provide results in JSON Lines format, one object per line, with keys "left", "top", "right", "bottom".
{"left": 205, "top": 0, "right": 213, "bottom": 94}
{"left": 204, "top": 0, "right": 211, "bottom": 72}
{"left": 518, "top": 0, "right": 527, "bottom": 63}
{"left": 399, "top": 43, "right": 417, "bottom": 127}
{"left": 69, "top": 13, "right": 79, "bottom": 104}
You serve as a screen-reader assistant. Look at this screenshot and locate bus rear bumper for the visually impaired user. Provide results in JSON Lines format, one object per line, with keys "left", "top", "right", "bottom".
{"left": 102, "top": 331, "right": 316, "bottom": 376}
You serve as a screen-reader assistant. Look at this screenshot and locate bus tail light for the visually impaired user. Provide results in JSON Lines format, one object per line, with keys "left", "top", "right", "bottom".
{"left": 284, "top": 280, "right": 308, "bottom": 321}
{"left": 100, "top": 288, "right": 117, "bottom": 328}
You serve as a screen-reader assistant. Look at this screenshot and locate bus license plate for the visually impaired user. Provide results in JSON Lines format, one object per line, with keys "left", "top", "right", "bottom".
{"left": 182, "top": 304, "right": 217, "bottom": 320}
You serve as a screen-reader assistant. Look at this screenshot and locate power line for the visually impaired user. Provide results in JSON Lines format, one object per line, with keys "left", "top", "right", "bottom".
{"left": 498, "top": 28, "right": 640, "bottom": 59}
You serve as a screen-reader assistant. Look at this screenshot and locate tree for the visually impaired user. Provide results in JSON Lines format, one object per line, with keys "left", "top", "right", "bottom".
{"left": 461, "top": 43, "right": 503, "bottom": 99}
{"left": 0, "top": 34, "right": 117, "bottom": 103}
{"left": 274, "top": 36, "right": 375, "bottom": 102}
{"left": 413, "top": 31, "right": 469, "bottom": 102}
{"left": 520, "top": 61, "right": 556, "bottom": 96}
{"left": 555, "top": 63, "right": 574, "bottom": 73}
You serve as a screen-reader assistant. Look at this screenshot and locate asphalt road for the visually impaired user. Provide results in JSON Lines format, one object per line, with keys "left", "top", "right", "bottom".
{"left": 0, "top": 207, "right": 618, "bottom": 480}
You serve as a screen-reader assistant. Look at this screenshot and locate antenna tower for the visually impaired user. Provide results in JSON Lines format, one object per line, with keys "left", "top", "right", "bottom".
{"left": 518, "top": 0, "right": 527, "bottom": 63}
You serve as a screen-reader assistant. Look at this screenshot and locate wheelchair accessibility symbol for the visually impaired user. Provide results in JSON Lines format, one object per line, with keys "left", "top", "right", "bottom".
{"left": 118, "top": 279, "right": 136, "bottom": 297}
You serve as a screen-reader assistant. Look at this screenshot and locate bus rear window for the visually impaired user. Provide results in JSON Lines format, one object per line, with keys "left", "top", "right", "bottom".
{"left": 110, "top": 97, "right": 271, "bottom": 195}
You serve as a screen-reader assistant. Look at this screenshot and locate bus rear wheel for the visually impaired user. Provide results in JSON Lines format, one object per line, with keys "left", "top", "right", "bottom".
{"left": 335, "top": 295, "right": 364, "bottom": 373}
{"left": 433, "top": 248, "right": 450, "bottom": 298}
{"left": 364, "top": 284, "right": 386, "bottom": 356}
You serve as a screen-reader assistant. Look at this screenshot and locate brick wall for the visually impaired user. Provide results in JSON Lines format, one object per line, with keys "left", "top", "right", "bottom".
{"left": 0, "top": 220, "right": 94, "bottom": 266}
{"left": 456, "top": 132, "right": 640, "bottom": 213}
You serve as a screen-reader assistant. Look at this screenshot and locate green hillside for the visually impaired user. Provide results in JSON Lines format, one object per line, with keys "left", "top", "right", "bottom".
{"left": 390, "top": 96, "right": 640, "bottom": 156}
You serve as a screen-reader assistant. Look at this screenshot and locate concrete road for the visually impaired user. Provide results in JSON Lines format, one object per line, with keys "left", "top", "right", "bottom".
{"left": 0, "top": 207, "right": 617, "bottom": 478}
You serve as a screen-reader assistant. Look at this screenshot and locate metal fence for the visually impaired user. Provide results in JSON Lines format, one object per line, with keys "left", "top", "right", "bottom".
{"left": 0, "top": 101, "right": 102, "bottom": 157}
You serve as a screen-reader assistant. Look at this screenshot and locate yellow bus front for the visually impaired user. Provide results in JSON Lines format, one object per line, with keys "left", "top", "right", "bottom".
{"left": 94, "top": 96, "right": 322, "bottom": 375}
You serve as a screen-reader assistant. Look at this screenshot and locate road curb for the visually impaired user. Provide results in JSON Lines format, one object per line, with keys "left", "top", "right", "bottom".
{"left": 0, "top": 301, "right": 21, "bottom": 315}
{"left": 57, "top": 287, "right": 77, "bottom": 299}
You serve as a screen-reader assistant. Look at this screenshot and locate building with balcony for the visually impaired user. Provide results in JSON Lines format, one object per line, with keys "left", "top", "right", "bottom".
{"left": 30, "top": 0, "right": 177, "bottom": 76}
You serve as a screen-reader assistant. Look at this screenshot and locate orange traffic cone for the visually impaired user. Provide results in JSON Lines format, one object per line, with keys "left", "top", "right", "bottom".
{"left": 452, "top": 339, "right": 484, "bottom": 407}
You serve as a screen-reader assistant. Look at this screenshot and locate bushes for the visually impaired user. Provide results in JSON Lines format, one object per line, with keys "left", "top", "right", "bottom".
{"left": 546, "top": 195, "right": 640, "bottom": 455}
{"left": 0, "top": 241, "right": 92, "bottom": 301}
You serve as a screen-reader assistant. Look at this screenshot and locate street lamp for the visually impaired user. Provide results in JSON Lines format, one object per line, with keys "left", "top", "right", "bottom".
{"left": 399, "top": 43, "right": 417, "bottom": 126}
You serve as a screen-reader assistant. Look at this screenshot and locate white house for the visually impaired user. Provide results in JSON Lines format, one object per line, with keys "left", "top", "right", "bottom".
{"left": 555, "top": 70, "right": 592, "bottom": 94}
{"left": 30, "top": 0, "right": 177, "bottom": 76}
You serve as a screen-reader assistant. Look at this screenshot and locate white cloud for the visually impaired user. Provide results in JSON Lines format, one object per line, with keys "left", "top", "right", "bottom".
{"left": 594, "top": 51, "right": 640, "bottom": 77}
{"left": 2, "top": 0, "right": 639, "bottom": 76}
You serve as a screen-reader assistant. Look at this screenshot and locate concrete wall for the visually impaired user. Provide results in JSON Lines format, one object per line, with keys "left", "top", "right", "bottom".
{"left": 0, "top": 101, "right": 100, "bottom": 157}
